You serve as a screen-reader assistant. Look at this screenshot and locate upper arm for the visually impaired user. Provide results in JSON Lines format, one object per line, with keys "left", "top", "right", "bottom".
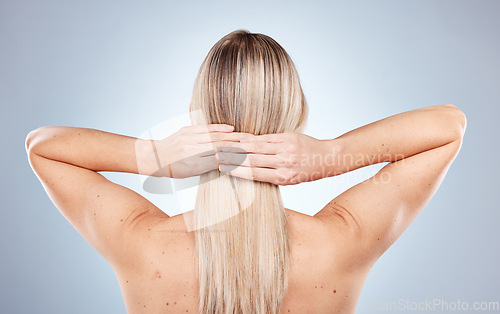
{"left": 26, "top": 145, "right": 169, "bottom": 270}
{"left": 314, "top": 138, "right": 464, "bottom": 264}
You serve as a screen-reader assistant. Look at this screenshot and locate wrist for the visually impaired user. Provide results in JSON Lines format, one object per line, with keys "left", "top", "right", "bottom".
{"left": 135, "top": 139, "right": 164, "bottom": 176}
{"left": 322, "top": 138, "right": 344, "bottom": 177}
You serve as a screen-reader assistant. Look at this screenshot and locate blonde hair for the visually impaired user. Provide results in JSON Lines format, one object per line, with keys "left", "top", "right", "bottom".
{"left": 189, "top": 29, "right": 308, "bottom": 314}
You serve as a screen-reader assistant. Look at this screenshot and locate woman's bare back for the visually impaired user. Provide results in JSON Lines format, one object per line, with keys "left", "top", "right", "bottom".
{"left": 26, "top": 104, "right": 465, "bottom": 313}
{"left": 115, "top": 209, "right": 370, "bottom": 314}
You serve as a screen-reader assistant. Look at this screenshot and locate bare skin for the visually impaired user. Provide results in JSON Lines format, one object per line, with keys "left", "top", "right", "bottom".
{"left": 113, "top": 209, "right": 365, "bottom": 313}
{"left": 26, "top": 104, "right": 466, "bottom": 313}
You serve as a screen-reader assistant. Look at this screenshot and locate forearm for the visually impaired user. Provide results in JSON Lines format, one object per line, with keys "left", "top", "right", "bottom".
{"left": 326, "top": 104, "right": 467, "bottom": 175}
{"left": 25, "top": 126, "right": 161, "bottom": 176}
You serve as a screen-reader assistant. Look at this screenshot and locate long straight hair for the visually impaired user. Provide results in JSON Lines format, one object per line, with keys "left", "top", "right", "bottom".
{"left": 189, "top": 30, "right": 308, "bottom": 314}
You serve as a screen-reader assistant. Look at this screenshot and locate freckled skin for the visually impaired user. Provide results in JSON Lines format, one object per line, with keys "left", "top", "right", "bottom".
{"left": 116, "top": 209, "right": 369, "bottom": 314}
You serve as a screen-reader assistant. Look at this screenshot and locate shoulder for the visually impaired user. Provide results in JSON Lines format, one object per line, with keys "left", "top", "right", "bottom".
{"left": 286, "top": 208, "right": 368, "bottom": 268}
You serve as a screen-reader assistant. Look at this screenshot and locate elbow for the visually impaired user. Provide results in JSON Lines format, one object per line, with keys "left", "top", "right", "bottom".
{"left": 25, "top": 127, "right": 46, "bottom": 154}
{"left": 442, "top": 104, "right": 467, "bottom": 141}
{"left": 25, "top": 130, "right": 36, "bottom": 153}
{"left": 25, "top": 130, "right": 37, "bottom": 165}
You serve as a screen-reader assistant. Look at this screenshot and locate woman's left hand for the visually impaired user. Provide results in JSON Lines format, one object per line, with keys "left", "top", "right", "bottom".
{"left": 149, "top": 124, "right": 252, "bottom": 178}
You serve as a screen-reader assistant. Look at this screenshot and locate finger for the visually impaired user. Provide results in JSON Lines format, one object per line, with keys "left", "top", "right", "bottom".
{"left": 196, "top": 142, "right": 246, "bottom": 156}
{"left": 198, "top": 132, "right": 255, "bottom": 143}
{"left": 219, "top": 164, "right": 284, "bottom": 184}
{"left": 214, "top": 141, "right": 283, "bottom": 155}
{"left": 189, "top": 124, "right": 234, "bottom": 133}
{"left": 196, "top": 141, "right": 277, "bottom": 155}
{"left": 240, "top": 133, "right": 285, "bottom": 143}
{"left": 216, "top": 152, "right": 282, "bottom": 169}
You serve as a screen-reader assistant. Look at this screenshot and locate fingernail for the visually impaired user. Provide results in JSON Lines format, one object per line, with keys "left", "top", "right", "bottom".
{"left": 226, "top": 125, "right": 234, "bottom": 131}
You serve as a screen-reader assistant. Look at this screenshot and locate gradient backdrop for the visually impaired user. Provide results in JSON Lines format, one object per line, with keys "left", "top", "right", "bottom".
{"left": 1, "top": 0, "right": 499, "bottom": 313}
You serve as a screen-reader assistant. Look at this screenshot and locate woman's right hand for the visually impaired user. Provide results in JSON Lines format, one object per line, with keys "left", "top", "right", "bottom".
{"left": 215, "top": 132, "right": 338, "bottom": 185}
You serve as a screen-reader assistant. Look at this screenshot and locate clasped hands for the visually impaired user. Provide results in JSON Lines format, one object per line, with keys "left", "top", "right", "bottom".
{"left": 150, "top": 124, "right": 333, "bottom": 185}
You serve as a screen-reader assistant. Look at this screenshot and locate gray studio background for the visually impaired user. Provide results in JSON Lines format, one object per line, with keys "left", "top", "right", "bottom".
{"left": 1, "top": 0, "right": 499, "bottom": 313}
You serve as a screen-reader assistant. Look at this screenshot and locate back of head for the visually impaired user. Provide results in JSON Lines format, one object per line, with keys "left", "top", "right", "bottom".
{"left": 189, "top": 29, "right": 308, "bottom": 314}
